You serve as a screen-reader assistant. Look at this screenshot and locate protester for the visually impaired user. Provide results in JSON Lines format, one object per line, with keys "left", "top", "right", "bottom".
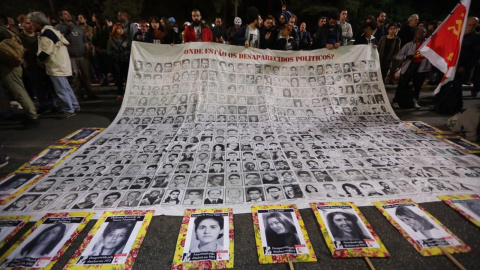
{"left": 212, "top": 17, "right": 228, "bottom": 44}
{"left": 183, "top": 9, "right": 212, "bottom": 43}
{"left": 275, "top": 23, "right": 298, "bottom": 51}
{"left": 298, "top": 22, "right": 312, "bottom": 50}
{"left": 227, "top": 17, "right": 242, "bottom": 44}
{"left": 397, "top": 14, "right": 419, "bottom": 48}
{"left": 91, "top": 13, "right": 111, "bottom": 87}
{"left": 0, "top": 16, "right": 39, "bottom": 128}
{"left": 234, "top": 6, "right": 261, "bottom": 48}
{"left": 133, "top": 22, "right": 149, "bottom": 42}
{"left": 312, "top": 13, "right": 342, "bottom": 49}
{"left": 392, "top": 27, "right": 431, "bottom": 109}
{"left": 117, "top": 10, "right": 137, "bottom": 41}
{"left": 55, "top": 8, "right": 96, "bottom": 101}
{"left": 453, "top": 17, "right": 480, "bottom": 110}
{"left": 106, "top": 23, "right": 130, "bottom": 100}
{"left": 260, "top": 15, "right": 276, "bottom": 49}
{"left": 144, "top": 16, "right": 175, "bottom": 44}
{"left": 354, "top": 21, "right": 378, "bottom": 48}
{"left": 28, "top": 11, "right": 80, "bottom": 119}
{"left": 378, "top": 23, "right": 401, "bottom": 82}
{"left": 374, "top": 12, "right": 388, "bottom": 40}
{"left": 339, "top": 10, "right": 353, "bottom": 46}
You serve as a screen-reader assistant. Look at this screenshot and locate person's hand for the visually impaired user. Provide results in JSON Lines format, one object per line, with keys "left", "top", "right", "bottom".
{"left": 333, "top": 43, "right": 340, "bottom": 49}
{"left": 136, "top": 35, "right": 142, "bottom": 40}
{"left": 170, "top": 43, "right": 175, "bottom": 46}
{"left": 265, "top": 32, "right": 271, "bottom": 40}
{"left": 282, "top": 4, "right": 287, "bottom": 12}
{"left": 373, "top": 44, "right": 378, "bottom": 49}
{"left": 245, "top": 40, "right": 250, "bottom": 48}
{"left": 218, "top": 36, "right": 224, "bottom": 43}
{"left": 326, "top": 44, "right": 333, "bottom": 49}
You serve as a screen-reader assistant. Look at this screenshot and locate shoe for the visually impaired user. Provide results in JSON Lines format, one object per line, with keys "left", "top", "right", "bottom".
{"left": 75, "top": 108, "right": 82, "bottom": 113}
{"left": 22, "top": 118, "right": 39, "bottom": 129}
{"left": 0, "top": 157, "right": 8, "bottom": 168}
{"left": 413, "top": 101, "right": 421, "bottom": 109}
{"left": 392, "top": 102, "right": 400, "bottom": 109}
{"left": 60, "top": 112, "right": 76, "bottom": 119}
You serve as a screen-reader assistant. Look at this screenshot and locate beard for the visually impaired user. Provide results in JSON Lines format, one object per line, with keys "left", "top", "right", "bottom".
{"left": 193, "top": 19, "right": 201, "bottom": 26}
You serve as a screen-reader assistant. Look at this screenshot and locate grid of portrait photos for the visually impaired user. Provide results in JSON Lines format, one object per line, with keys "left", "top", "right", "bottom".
{"left": 373, "top": 199, "right": 471, "bottom": 256}
{"left": 2, "top": 43, "right": 480, "bottom": 215}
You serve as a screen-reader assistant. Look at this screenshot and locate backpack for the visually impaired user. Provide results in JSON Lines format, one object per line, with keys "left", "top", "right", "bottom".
{"left": 0, "top": 26, "right": 24, "bottom": 68}
{"left": 434, "top": 82, "right": 458, "bottom": 115}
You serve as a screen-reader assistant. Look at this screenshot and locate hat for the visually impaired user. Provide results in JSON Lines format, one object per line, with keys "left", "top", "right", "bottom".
{"left": 168, "top": 17, "right": 176, "bottom": 23}
{"left": 234, "top": 17, "right": 242, "bottom": 25}
{"left": 183, "top": 21, "right": 190, "bottom": 26}
{"left": 280, "top": 11, "right": 292, "bottom": 22}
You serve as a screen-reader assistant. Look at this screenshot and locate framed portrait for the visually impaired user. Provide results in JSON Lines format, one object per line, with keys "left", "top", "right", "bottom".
{"left": 19, "top": 145, "right": 78, "bottom": 171}
{"left": 172, "top": 208, "right": 233, "bottom": 269}
{"left": 65, "top": 210, "right": 153, "bottom": 269}
{"left": 252, "top": 204, "right": 316, "bottom": 264}
{"left": 57, "top": 128, "right": 105, "bottom": 144}
{"left": 437, "top": 135, "right": 480, "bottom": 154}
{"left": 0, "top": 215, "right": 33, "bottom": 249}
{"left": 0, "top": 212, "right": 92, "bottom": 269}
{"left": 373, "top": 199, "right": 471, "bottom": 256}
{"left": 403, "top": 121, "right": 444, "bottom": 134}
{"left": 0, "top": 171, "right": 44, "bottom": 205}
{"left": 311, "top": 202, "right": 389, "bottom": 258}
{"left": 438, "top": 194, "right": 480, "bottom": 227}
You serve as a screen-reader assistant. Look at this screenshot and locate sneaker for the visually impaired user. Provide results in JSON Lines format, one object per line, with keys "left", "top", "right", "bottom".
{"left": 0, "top": 157, "right": 8, "bottom": 168}
{"left": 413, "top": 101, "right": 421, "bottom": 109}
{"left": 392, "top": 102, "right": 400, "bottom": 109}
{"left": 60, "top": 112, "right": 76, "bottom": 119}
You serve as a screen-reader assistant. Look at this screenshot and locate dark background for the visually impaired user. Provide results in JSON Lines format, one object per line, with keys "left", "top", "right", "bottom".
{"left": 3, "top": 0, "right": 480, "bottom": 34}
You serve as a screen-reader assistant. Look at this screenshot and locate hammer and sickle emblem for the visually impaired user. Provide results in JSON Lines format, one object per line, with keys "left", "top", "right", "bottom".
{"left": 447, "top": 20, "right": 463, "bottom": 39}
{"left": 447, "top": 53, "right": 454, "bottom": 61}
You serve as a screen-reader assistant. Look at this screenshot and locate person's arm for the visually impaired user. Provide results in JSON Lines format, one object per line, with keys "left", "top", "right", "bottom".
{"left": 395, "top": 42, "right": 412, "bottom": 61}
{"left": 346, "top": 23, "right": 353, "bottom": 40}
{"left": 233, "top": 26, "right": 247, "bottom": 46}
{"left": 37, "top": 30, "right": 58, "bottom": 62}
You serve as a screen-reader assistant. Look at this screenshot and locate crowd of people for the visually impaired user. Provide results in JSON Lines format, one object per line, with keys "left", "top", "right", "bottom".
{"left": 0, "top": 5, "right": 478, "bottom": 133}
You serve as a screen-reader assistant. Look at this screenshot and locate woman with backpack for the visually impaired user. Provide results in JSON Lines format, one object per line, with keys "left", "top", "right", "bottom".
{"left": 107, "top": 23, "right": 130, "bottom": 100}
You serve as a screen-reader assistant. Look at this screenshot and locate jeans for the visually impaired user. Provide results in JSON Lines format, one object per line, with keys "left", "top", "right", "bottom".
{"left": 70, "top": 56, "right": 94, "bottom": 97}
{"left": 49, "top": 75, "right": 80, "bottom": 113}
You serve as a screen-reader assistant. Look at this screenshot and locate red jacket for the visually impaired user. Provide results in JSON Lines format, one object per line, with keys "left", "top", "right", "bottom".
{"left": 184, "top": 24, "right": 213, "bottom": 42}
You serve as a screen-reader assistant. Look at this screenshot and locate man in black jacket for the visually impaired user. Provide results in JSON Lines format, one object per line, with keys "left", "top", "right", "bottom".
{"left": 312, "top": 13, "right": 342, "bottom": 49}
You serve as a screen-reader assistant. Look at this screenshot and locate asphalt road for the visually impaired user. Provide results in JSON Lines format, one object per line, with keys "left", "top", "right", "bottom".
{"left": 0, "top": 86, "right": 479, "bottom": 270}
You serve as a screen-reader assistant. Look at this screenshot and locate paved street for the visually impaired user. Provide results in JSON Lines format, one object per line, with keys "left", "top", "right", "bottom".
{"left": 0, "top": 85, "right": 479, "bottom": 270}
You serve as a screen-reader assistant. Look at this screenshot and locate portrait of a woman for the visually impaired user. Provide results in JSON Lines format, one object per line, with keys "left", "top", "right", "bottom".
{"left": 19, "top": 223, "right": 66, "bottom": 258}
{"left": 88, "top": 221, "right": 136, "bottom": 256}
{"left": 263, "top": 212, "right": 301, "bottom": 248}
{"left": 395, "top": 206, "right": 435, "bottom": 239}
{"left": 189, "top": 215, "right": 224, "bottom": 253}
{"left": 326, "top": 211, "right": 370, "bottom": 241}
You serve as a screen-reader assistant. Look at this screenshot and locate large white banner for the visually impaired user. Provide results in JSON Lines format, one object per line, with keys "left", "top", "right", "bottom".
{"left": 4, "top": 42, "right": 479, "bottom": 217}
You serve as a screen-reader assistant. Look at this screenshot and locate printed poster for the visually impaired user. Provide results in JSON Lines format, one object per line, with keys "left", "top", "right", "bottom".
{"left": 438, "top": 194, "right": 480, "bottom": 227}
{"left": 0, "top": 172, "right": 44, "bottom": 205}
{"left": 57, "top": 128, "right": 105, "bottom": 144}
{"left": 403, "top": 121, "right": 444, "bottom": 134}
{"left": 0, "top": 216, "right": 34, "bottom": 249}
{"left": 311, "top": 202, "right": 389, "bottom": 258}
{"left": 252, "top": 204, "right": 316, "bottom": 264}
{"left": 64, "top": 210, "right": 153, "bottom": 270}
{"left": 373, "top": 199, "right": 471, "bottom": 256}
{"left": 0, "top": 212, "right": 93, "bottom": 269}
{"left": 19, "top": 145, "right": 78, "bottom": 171}
{"left": 437, "top": 135, "right": 480, "bottom": 154}
{"left": 172, "top": 208, "right": 234, "bottom": 269}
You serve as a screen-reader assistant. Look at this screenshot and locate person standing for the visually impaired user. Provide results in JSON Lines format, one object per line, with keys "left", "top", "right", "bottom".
{"left": 106, "top": 23, "right": 130, "bottom": 100}
{"left": 28, "top": 11, "right": 80, "bottom": 119}
{"left": 183, "top": 9, "right": 212, "bottom": 43}
{"left": 354, "top": 21, "right": 378, "bottom": 48}
{"left": 453, "top": 17, "right": 480, "bottom": 108}
{"left": 397, "top": 14, "right": 419, "bottom": 48}
{"left": 260, "top": 15, "right": 276, "bottom": 49}
{"left": 378, "top": 23, "right": 401, "bottom": 82}
{"left": 117, "top": 10, "right": 137, "bottom": 42}
{"left": 92, "top": 13, "right": 111, "bottom": 86}
{"left": 374, "top": 12, "right": 388, "bottom": 40}
{"left": 392, "top": 28, "right": 431, "bottom": 109}
{"left": 234, "top": 6, "right": 261, "bottom": 48}
{"left": 298, "top": 22, "right": 312, "bottom": 50}
{"left": 212, "top": 17, "right": 228, "bottom": 44}
{"left": 19, "top": 16, "right": 56, "bottom": 113}
{"left": 312, "top": 13, "right": 343, "bottom": 49}
{"left": 55, "top": 8, "right": 96, "bottom": 100}
{"left": 0, "top": 17, "right": 39, "bottom": 128}
{"left": 339, "top": 10, "right": 352, "bottom": 46}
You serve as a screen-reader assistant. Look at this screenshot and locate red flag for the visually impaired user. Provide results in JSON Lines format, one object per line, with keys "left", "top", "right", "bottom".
{"left": 418, "top": 0, "right": 471, "bottom": 94}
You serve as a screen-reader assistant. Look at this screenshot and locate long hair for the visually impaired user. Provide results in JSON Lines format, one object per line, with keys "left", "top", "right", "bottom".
{"left": 20, "top": 223, "right": 66, "bottom": 256}
{"left": 111, "top": 23, "right": 126, "bottom": 39}
{"left": 342, "top": 183, "right": 363, "bottom": 196}
{"left": 264, "top": 212, "right": 299, "bottom": 247}
{"left": 194, "top": 215, "right": 224, "bottom": 240}
{"left": 164, "top": 189, "right": 180, "bottom": 203}
{"left": 99, "top": 221, "right": 136, "bottom": 255}
{"left": 326, "top": 211, "right": 368, "bottom": 240}
{"left": 395, "top": 206, "right": 434, "bottom": 231}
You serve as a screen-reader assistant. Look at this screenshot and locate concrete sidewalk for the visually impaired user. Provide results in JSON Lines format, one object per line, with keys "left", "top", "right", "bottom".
{"left": 0, "top": 85, "right": 479, "bottom": 270}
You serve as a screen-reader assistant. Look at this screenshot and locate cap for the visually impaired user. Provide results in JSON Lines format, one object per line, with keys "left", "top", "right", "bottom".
{"left": 280, "top": 11, "right": 292, "bottom": 22}
{"left": 169, "top": 17, "right": 176, "bottom": 23}
{"left": 183, "top": 21, "right": 190, "bottom": 26}
{"left": 234, "top": 17, "right": 242, "bottom": 25}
